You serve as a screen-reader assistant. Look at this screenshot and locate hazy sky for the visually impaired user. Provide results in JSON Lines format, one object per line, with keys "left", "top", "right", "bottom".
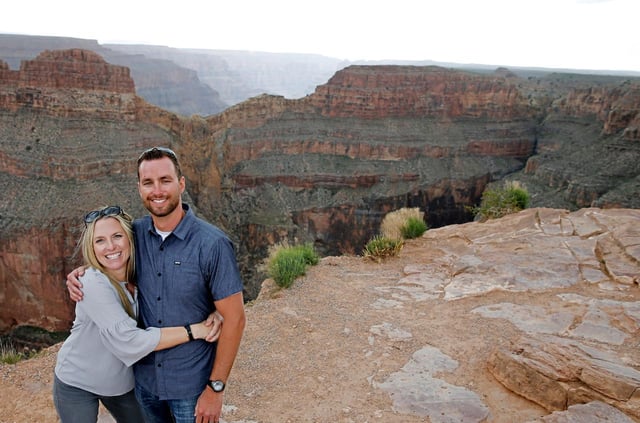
{"left": 2, "top": 0, "right": 638, "bottom": 72}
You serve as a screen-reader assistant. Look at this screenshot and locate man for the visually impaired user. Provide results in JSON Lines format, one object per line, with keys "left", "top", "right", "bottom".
{"left": 67, "top": 147, "right": 245, "bottom": 423}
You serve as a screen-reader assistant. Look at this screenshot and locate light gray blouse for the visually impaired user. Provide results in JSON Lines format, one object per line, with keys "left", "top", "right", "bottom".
{"left": 55, "top": 267, "right": 161, "bottom": 396}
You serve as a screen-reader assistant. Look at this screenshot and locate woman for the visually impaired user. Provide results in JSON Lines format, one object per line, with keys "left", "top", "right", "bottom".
{"left": 53, "top": 206, "right": 216, "bottom": 423}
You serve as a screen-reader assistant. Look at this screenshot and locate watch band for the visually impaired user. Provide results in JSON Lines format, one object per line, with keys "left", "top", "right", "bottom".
{"left": 184, "top": 324, "right": 194, "bottom": 341}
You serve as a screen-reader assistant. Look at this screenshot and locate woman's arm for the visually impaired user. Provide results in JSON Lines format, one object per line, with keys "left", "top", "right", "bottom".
{"left": 78, "top": 270, "right": 219, "bottom": 365}
{"left": 154, "top": 320, "right": 215, "bottom": 351}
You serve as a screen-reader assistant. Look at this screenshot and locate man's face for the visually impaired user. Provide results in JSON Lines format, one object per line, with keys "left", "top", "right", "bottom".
{"left": 137, "top": 157, "right": 185, "bottom": 218}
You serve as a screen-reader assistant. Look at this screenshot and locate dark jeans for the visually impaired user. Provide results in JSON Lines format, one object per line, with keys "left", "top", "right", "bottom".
{"left": 135, "top": 382, "right": 200, "bottom": 423}
{"left": 53, "top": 374, "right": 145, "bottom": 423}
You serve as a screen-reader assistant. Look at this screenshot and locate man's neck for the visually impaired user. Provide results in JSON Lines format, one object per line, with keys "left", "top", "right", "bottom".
{"left": 152, "top": 204, "right": 185, "bottom": 232}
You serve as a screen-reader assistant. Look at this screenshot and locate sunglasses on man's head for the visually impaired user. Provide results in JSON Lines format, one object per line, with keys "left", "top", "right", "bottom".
{"left": 138, "top": 146, "right": 177, "bottom": 161}
{"left": 84, "top": 206, "right": 124, "bottom": 224}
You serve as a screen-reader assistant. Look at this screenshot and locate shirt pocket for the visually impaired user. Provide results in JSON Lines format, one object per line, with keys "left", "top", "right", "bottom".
{"left": 166, "top": 257, "right": 209, "bottom": 310}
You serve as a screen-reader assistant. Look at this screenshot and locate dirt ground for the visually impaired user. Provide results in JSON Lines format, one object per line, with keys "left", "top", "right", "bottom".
{"left": 0, "top": 242, "right": 547, "bottom": 423}
{"left": 225, "top": 253, "right": 550, "bottom": 423}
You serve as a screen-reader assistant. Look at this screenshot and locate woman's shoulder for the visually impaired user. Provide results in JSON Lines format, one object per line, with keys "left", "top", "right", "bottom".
{"left": 79, "top": 268, "right": 112, "bottom": 291}
{"left": 80, "top": 267, "right": 106, "bottom": 280}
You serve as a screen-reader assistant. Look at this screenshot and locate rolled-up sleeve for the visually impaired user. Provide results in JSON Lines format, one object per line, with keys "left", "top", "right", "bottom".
{"left": 78, "top": 269, "right": 161, "bottom": 367}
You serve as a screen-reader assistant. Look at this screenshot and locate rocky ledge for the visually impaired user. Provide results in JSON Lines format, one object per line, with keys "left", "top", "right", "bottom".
{"left": 0, "top": 207, "right": 638, "bottom": 422}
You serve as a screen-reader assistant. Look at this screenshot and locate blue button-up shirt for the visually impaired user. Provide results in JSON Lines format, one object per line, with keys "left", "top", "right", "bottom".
{"left": 132, "top": 204, "right": 243, "bottom": 399}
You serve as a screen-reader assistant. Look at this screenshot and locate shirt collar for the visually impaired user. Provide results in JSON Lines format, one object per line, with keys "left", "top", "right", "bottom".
{"left": 171, "top": 204, "right": 193, "bottom": 240}
{"left": 144, "top": 203, "right": 194, "bottom": 241}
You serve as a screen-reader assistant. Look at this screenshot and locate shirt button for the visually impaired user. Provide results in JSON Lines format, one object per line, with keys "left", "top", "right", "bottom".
{"left": 157, "top": 272, "right": 161, "bottom": 277}
{"left": 157, "top": 297, "right": 161, "bottom": 301}
{"left": 158, "top": 320, "right": 162, "bottom": 324}
{"left": 157, "top": 363, "right": 162, "bottom": 367}
{"left": 160, "top": 247, "right": 164, "bottom": 251}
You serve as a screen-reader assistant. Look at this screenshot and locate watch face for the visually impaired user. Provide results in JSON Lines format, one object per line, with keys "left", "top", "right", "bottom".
{"left": 210, "top": 380, "right": 225, "bottom": 392}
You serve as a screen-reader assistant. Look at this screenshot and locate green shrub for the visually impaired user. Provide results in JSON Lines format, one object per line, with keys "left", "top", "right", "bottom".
{"left": 267, "top": 242, "right": 319, "bottom": 288}
{"left": 506, "top": 185, "right": 530, "bottom": 210}
{"left": 363, "top": 235, "right": 403, "bottom": 262}
{"left": 293, "top": 243, "right": 320, "bottom": 266}
{"left": 472, "top": 181, "right": 530, "bottom": 220}
{"left": 400, "top": 216, "right": 428, "bottom": 239}
{"left": 380, "top": 207, "right": 426, "bottom": 240}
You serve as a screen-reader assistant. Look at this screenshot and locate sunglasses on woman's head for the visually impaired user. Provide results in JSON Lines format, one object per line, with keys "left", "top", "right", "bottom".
{"left": 84, "top": 206, "right": 124, "bottom": 224}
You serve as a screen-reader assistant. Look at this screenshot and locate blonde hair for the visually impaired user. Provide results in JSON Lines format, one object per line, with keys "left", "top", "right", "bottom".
{"left": 79, "top": 207, "right": 136, "bottom": 318}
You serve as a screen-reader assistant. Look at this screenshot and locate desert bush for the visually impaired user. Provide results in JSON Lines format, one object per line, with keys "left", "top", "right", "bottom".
{"left": 363, "top": 235, "right": 404, "bottom": 262}
{"left": 266, "top": 242, "right": 319, "bottom": 288}
{"left": 0, "top": 326, "right": 66, "bottom": 364}
{"left": 381, "top": 207, "right": 425, "bottom": 240}
{"left": 472, "top": 181, "right": 530, "bottom": 220}
{"left": 400, "top": 216, "right": 428, "bottom": 239}
{"left": 294, "top": 243, "right": 320, "bottom": 266}
{"left": 0, "top": 338, "right": 29, "bottom": 364}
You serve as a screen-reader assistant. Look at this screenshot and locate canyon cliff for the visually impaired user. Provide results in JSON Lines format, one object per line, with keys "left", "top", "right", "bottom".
{"left": 0, "top": 48, "right": 639, "bottom": 335}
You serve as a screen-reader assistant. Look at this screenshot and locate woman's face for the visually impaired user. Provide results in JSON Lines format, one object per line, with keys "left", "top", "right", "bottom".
{"left": 93, "top": 217, "right": 131, "bottom": 279}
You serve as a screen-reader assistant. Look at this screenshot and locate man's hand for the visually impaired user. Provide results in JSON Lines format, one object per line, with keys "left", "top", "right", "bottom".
{"left": 194, "top": 388, "right": 223, "bottom": 423}
{"left": 204, "top": 311, "right": 223, "bottom": 342}
{"left": 66, "top": 266, "right": 87, "bottom": 302}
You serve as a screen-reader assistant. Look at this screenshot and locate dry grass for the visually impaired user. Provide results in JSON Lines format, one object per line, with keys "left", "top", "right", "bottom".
{"left": 380, "top": 207, "right": 424, "bottom": 240}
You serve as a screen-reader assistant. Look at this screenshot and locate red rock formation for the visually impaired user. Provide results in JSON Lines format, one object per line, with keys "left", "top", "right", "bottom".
{"left": 309, "top": 65, "right": 535, "bottom": 120}
{"left": 0, "top": 225, "right": 76, "bottom": 332}
{"left": 209, "top": 66, "right": 539, "bottom": 175}
{"left": 553, "top": 84, "right": 640, "bottom": 141}
{"left": 0, "top": 49, "right": 136, "bottom": 119}
{"left": 19, "top": 49, "right": 134, "bottom": 92}
{"left": 602, "top": 86, "right": 640, "bottom": 141}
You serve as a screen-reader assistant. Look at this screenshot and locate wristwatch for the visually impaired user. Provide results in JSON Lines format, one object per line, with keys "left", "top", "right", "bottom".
{"left": 208, "top": 380, "right": 225, "bottom": 392}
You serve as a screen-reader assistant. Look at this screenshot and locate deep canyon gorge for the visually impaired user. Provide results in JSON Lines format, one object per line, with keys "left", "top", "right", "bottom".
{"left": 0, "top": 36, "right": 639, "bottom": 336}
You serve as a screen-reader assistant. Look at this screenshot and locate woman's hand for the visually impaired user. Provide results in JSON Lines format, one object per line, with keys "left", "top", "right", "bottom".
{"left": 192, "top": 312, "right": 223, "bottom": 342}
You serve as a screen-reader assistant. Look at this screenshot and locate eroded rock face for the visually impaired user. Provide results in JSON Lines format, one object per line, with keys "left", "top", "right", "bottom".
{"left": 526, "top": 401, "right": 636, "bottom": 423}
{"left": 19, "top": 49, "right": 134, "bottom": 93}
{"left": 310, "top": 65, "right": 536, "bottom": 120}
{"left": 0, "top": 49, "right": 137, "bottom": 120}
{"left": 488, "top": 335, "right": 640, "bottom": 417}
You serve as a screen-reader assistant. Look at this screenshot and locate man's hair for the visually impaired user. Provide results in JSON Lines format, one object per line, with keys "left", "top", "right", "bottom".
{"left": 137, "top": 147, "right": 183, "bottom": 179}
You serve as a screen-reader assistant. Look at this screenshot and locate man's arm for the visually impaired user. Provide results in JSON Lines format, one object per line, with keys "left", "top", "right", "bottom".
{"left": 66, "top": 266, "right": 88, "bottom": 301}
{"left": 194, "top": 292, "right": 246, "bottom": 423}
{"left": 67, "top": 266, "right": 223, "bottom": 340}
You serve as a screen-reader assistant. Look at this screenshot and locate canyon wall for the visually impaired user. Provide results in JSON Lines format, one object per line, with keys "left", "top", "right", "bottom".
{"left": 0, "top": 49, "right": 639, "bottom": 332}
